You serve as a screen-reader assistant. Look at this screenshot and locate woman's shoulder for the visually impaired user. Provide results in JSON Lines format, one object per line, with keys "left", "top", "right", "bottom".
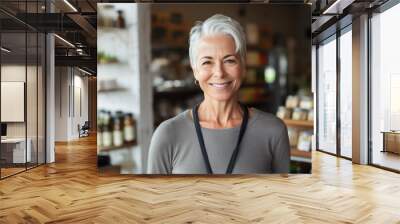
{"left": 251, "top": 108, "right": 286, "bottom": 130}
{"left": 155, "top": 110, "right": 192, "bottom": 134}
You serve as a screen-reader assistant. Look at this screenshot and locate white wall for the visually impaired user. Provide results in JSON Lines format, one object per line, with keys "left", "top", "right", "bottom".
{"left": 1, "top": 63, "right": 46, "bottom": 164}
{"left": 1, "top": 65, "right": 39, "bottom": 137}
{"left": 55, "top": 67, "right": 89, "bottom": 141}
{"left": 72, "top": 73, "right": 89, "bottom": 138}
{"left": 55, "top": 67, "right": 68, "bottom": 141}
{"left": 1, "top": 66, "right": 26, "bottom": 140}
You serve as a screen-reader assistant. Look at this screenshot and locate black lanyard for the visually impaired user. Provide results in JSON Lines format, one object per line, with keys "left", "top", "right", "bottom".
{"left": 192, "top": 103, "right": 249, "bottom": 174}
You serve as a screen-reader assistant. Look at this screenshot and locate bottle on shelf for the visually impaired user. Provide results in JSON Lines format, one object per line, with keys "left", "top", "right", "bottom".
{"left": 113, "top": 115, "right": 124, "bottom": 147}
{"left": 116, "top": 10, "right": 126, "bottom": 28}
{"left": 102, "top": 112, "right": 113, "bottom": 147}
{"left": 97, "top": 115, "right": 104, "bottom": 148}
{"left": 124, "top": 113, "right": 136, "bottom": 143}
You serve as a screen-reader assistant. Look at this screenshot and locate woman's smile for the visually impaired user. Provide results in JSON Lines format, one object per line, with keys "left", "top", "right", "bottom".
{"left": 209, "top": 81, "right": 233, "bottom": 89}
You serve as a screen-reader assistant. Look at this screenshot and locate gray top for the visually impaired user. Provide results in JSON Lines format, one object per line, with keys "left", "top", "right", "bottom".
{"left": 147, "top": 108, "right": 290, "bottom": 174}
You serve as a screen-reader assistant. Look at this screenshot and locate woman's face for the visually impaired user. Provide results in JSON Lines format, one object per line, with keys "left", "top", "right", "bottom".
{"left": 192, "top": 34, "right": 244, "bottom": 102}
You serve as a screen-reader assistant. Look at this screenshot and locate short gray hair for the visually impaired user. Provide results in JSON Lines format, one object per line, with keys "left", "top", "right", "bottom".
{"left": 189, "top": 14, "right": 246, "bottom": 69}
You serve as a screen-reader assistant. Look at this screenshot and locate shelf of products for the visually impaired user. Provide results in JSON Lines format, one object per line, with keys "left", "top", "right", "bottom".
{"left": 98, "top": 51, "right": 119, "bottom": 64}
{"left": 277, "top": 94, "right": 314, "bottom": 167}
{"left": 99, "top": 140, "right": 137, "bottom": 152}
{"left": 97, "top": 79, "right": 129, "bottom": 93}
{"left": 98, "top": 4, "right": 127, "bottom": 29}
{"left": 283, "top": 119, "right": 313, "bottom": 128}
{"left": 291, "top": 148, "right": 311, "bottom": 159}
{"left": 98, "top": 88, "right": 128, "bottom": 93}
{"left": 97, "top": 110, "right": 138, "bottom": 150}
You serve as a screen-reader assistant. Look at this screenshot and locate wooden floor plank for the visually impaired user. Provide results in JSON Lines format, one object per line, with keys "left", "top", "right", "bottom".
{"left": 0, "top": 135, "right": 400, "bottom": 223}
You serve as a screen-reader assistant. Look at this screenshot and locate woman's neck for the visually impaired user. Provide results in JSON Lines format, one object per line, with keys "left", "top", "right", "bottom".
{"left": 197, "top": 95, "right": 243, "bottom": 129}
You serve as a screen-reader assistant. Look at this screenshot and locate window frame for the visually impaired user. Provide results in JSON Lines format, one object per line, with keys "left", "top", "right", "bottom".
{"left": 367, "top": 0, "right": 400, "bottom": 173}
{"left": 315, "top": 21, "right": 353, "bottom": 161}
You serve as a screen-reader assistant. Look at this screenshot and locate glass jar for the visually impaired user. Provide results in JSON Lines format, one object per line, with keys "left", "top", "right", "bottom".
{"left": 102, "top": 112, "right": 113, "bottom": 147}
{"left": 124, "top": 113, "right": 136, "bottom": 143}
{"left": 292, "top": 108, "right": 307, "bottom": 120}
{"left": 113, "top": 116, "right": 123, "bottom": 147}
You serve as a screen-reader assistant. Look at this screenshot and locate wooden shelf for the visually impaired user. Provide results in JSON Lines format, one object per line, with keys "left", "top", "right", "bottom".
{"left": 99, "top": 141, "right": 137, "bottom": 152}
{"left": 291, "top": 148, "right": 311, "bottom": 159}
{"left": 98, "top": 27, "right": 129, "bottom": 33}
{"left": 98, "top": 87, "right": 128, "bottom": 93}
{"left": 97, "top": 61, "right": 121, "bottom": 65}
{"left": 98, "top": 63, "right": 129, "bottom": 67}
{"left": 283, "top": 119, "right": 313, "bottom": 128}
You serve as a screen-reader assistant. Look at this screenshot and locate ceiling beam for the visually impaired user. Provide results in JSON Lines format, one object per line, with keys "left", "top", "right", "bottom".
{"left": 55, "top": 55, "right": 96, "bottom": 70}
{"left": 67, "top": 13, "right": 97, "bottom": 39}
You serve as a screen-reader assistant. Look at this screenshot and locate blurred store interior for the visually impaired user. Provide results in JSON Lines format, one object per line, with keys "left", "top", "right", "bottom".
{"left": 97, "top": 3, "right": 313, "bottom": 174}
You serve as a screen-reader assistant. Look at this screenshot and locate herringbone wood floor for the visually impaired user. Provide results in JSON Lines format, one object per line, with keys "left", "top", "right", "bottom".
{"left": 1, "top": 135, "right": 400, "bottom": 223}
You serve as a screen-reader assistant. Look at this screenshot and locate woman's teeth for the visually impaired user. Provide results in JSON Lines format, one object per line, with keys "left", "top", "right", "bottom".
{"left": 210, "top": 81, "right": 231, "bottom": 88}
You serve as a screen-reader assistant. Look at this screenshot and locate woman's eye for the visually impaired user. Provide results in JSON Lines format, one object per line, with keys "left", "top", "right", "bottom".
{"left": 202, "top": 61, "right": 211, "bottom": 66}
{"left": 225, "top": 59, "right": 237, "bottom": 64}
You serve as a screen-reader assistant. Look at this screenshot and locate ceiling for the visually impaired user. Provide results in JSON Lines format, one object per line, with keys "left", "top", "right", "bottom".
{"left": 1, "top": 0, "right": 392, "bottom": 75}
{"left": 0, "top": 0, "right": 102, "bottom": 74}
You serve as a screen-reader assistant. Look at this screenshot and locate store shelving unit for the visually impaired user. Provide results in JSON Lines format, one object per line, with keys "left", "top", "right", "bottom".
{"left": 283, "top": 119, "right": 313, "bottom": 164}
{"left": 97, "top": 4, "right": 153, "bottom": 174}
{"left": 97, "top": 86, "right": 129, "bottom": 93}
{"left": 283, "top": 119, "right": 313, "bottom": 128}
{"left": 99, "top": 141, "right": 137, "bottom": 152}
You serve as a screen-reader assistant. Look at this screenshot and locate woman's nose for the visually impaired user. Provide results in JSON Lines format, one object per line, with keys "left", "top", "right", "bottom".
{"left": 212, "top": 62, "right": 225, "bottom": 78}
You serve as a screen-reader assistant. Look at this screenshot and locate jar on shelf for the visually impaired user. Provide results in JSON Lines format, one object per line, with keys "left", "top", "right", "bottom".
{"left": 292, "top": 108, "right": 307, "bottom": 120}
{"left": 116, "top": 10, "right": 126, "bottom": 28}
{"left": 100, "top": 4, "right": 117, "bottom": 28}
{"left": 113, "top": 116, "right": 123, "bottom": 147}
{"left": 124, "top": 113, "right": 136, "bottom": 143}
{"left": 299, "top": 96, "right": 313, "bottom": 110}
{"left": 97, "top": 117, "right": 104, "bottom": 148}
{"left": 285, "top": 95, "right": 299, "bottom": 109}
{"left": 276, "top": 106, "right": 291, "bottom": 119}
{"left": 102, "top": 112, "right": 113, "bottom": 147}
{"left": 297, "top": 131, "right": 312, "bottom": 151}
{"left": 307, "top": 110, "right": 314, "bottom": 121}
{"left": 287, "top": 128, "right": 299, "bottom": 148}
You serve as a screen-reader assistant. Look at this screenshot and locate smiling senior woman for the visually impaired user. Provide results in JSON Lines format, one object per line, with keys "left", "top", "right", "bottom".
{"left": 147, "top": 14, "right": 290, "bottom": 174}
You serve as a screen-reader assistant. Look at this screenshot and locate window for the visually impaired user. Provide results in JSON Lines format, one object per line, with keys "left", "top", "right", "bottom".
{"left": 0, "top": 1, "right": 47, "bottom": 179}
{"left": 339, "top": 28, "right": 352, "bottom": 158}
{"left": 317, "top": 35, "right": 337, "bottom": 154}
{"left": 370, "top": 2, "right": 400, "bottom": 171}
